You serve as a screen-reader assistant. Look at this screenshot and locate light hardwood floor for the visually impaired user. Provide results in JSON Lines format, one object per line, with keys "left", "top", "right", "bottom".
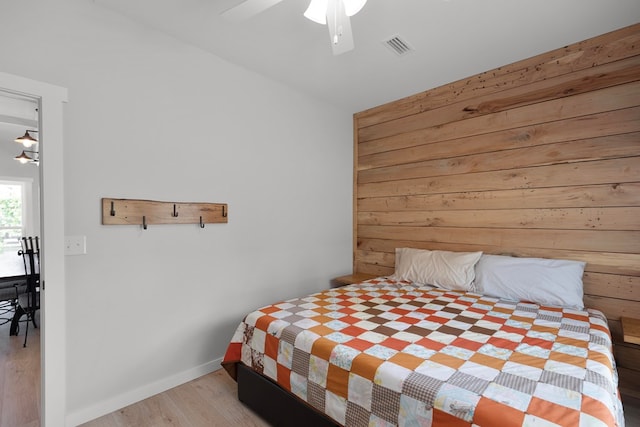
{"left": 80, "top": 369, "right": 268, "bottom": 427}
{"left": 0, "top": 309, "right": 40, "bottom": 427}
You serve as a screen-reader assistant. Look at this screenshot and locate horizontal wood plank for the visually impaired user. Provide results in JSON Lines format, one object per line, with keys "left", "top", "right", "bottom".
{"left": 359, "top": 133, "right": 640, "bottom": 182}
{"left": 358, "top": 157, "right": 640, "bottom": 198}
{"left": 584, "top": 295, "right": 640, "bottom": 320}
{"left": 359, "top": 225, "right": 639, "bottom": 253}
{"left": 359, "top": 106, "right": 640, "bottom": 158}
{"left": 583, "top": 273, "right": 640, "bottom": 300}
{"left": 358, "top": 207, "right": 640, "bottom": 231}
{"left": 358, "top": 183, "right": 640, "bottom": 212}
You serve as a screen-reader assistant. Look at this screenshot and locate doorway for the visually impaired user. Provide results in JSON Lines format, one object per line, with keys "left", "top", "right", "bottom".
{"left": 0, "top": 72, "right": 67, "bottom": 427}
{"left": 0, "top": 92, "right": 41, "bottom": 426}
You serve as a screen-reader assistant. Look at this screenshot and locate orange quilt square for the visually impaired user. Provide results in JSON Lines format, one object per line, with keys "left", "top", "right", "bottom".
{"left": 341, "top": 325, "right": 368, "bottom": 337}
{"left": 277, "top": 363, "right": 291, "bottom": 391}
{"left": 563, "top": 312, "right": 588, "bottom": 322}
{"left": 429, "top": 352, "right": 465, "bottom": 369}
{"left": 483, "top": 315, "right": 507, "bottom": 324}
{"left": 380, "top": 337, "right": 410, "bottom": 351}
{"left": 555, "top": 335, "right": 588, "bottom": 349}
{"left": 500, "top": 325, "right": 527, "bottom": 336}
{"left": 581, "top": 394, "right": 615, "bottom": 426}
{"left": 469, "top": 352, "right": 507, "bottom": 370}
{"left": 350, "top": 353, "right": 384, "bottom": 381}
{"left": 452, "top": 337, "right": 484, "bottom": 352}
{"left": 508, "top": 352, "right": 547, "bottom": 370}
{"left": 474, "top": 397, "right": 525, "bottom": 426}
{"left": 311, "top": 337, "right": 337, "bottom": 361}
{"left": 259, "top": 305, "right": 280, "bottom": 314}
{"left": 530, "top": 324, "right": 558, "bottom": 335}
{"left": 326, "top": 364, "right": 350, "bottom": 399}
{"left": 265, "top": 334, "right": 279, "bottom": 360}
{"left": 527, "top": 396, "right": 580, "bottom": 426}
{"left": 310, "top": 325, "right": 335, "bottom": 337}
{"left": 587, "top": 350, "right": 613, "bottom": 370}
{"left": 345, "top": 338, "right": 375, "bottom": 352}
{"left": 548, "top": 351, "right": 586, "bottom": 369}
{"left": 390, "top": 307, "right": 410, "bottom": 316}
{"left": 313, "top": 315, "right": 333, "bottom": 324}
{"left": 432, "top": 408, "right": 471, "bottom": 427}
{"left": 415, "top": 337, "right": 447, "bottom": 351}
{"left": 488, "top": 336, "right": 520, "bottom": 351}
{"left": 521, "top": 336, "right": 553, "bottom": 350}
{"left": 388, "top": 352, "right": 425, "bottom": 370}
{"left": 255, "top": 315, "right": 276, "bottom": 332}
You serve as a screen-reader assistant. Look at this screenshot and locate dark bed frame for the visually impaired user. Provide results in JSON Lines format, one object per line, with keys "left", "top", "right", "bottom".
{"left": 237, "top": 364, "right": 339, "bottom": 426}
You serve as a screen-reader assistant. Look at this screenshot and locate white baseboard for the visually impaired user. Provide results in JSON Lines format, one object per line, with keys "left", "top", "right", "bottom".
{"left": 66, "top": 357, "right": 222, "bottom": 427}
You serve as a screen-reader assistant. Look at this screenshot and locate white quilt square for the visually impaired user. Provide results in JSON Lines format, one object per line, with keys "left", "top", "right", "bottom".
{"left": 348, "top": 373, "right": 373, "bottom": 411}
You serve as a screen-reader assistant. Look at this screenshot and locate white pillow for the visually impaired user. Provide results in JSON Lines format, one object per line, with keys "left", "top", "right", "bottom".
{"left": 391, "top": 248, "right": 482, "bottom": 291}
{"left": 474, "top": 254, "right": 586, "bottom": 309}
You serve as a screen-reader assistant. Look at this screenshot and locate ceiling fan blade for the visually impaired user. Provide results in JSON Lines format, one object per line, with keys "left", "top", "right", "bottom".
{"left": 221, "top": 0, "right": 284, "bottom": 22}
{"left": 326, "top": 0, "right": 354, "bottom": 55}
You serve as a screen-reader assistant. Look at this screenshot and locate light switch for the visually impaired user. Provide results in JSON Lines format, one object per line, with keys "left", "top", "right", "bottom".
{"left": 64, "top": 235, "right": 86, "bottom": 255}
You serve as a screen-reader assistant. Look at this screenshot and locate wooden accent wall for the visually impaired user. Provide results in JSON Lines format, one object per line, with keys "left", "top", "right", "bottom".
{"left": 353, "top": 24, "right": 640, "bottom": 400}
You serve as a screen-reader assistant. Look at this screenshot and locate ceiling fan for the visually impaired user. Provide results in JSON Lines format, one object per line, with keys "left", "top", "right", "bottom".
{"left": 222, "top": 0, "right": 368, "bottom": 55}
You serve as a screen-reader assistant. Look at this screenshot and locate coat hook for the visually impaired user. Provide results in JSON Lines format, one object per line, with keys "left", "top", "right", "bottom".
{"left": 199, "top": 216, "right": 205, "bottom": 228}
{"left": 142, "top": 216, "right": 147, "bottom": 230}
{"left": 222, "top": 205, "right": 227, "bottom": 218}
{"left": 172, "top": 204, "right": 179, "bottom": 217}
{"left": 110, "top": 201, "right": 116, "bottom": 216}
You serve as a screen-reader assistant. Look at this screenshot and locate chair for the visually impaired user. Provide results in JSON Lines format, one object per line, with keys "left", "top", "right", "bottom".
{"left": 10, "top": 237, "right": 40, "bottom": 347}
{"left": 0, "top": 278, "right": 25, "bottom": 326}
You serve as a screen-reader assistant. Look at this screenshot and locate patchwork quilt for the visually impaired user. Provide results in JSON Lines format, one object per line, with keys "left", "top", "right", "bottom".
{"left": 222, "top": 278, "right": 624, "bottom": 427}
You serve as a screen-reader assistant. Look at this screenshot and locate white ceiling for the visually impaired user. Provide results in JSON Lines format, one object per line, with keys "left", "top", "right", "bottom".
{"left": 71, "top": 1, "right": 640, "bottom": 112}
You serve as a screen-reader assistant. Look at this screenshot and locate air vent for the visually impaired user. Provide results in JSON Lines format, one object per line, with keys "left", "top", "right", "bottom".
{"left": 383, "top": 35, "right": 414, "bottom": 57}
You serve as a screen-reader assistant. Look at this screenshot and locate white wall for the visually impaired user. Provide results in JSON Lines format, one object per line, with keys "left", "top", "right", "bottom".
{"left": 0, "top": 0, "right": 353, "bottom": 424}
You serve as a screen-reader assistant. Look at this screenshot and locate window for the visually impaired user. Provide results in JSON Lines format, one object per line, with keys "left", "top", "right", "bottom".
{"left": 0, "top": 179, "right": 33, "bottom": 277}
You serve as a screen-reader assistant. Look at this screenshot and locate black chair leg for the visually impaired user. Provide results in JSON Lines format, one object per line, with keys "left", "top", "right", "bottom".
{"left": 23, "top": 313, "right": 29, "bottom": 347}
{"left": 10, "top": 306, "right": 25, "bottom": 336}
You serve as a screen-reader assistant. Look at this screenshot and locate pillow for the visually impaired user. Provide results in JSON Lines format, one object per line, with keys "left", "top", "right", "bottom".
{"left": 474, "top": 254, "right": 586, "bottom": 309}
{"left": 391, "top": 247, "right": 483, "bottom": 291}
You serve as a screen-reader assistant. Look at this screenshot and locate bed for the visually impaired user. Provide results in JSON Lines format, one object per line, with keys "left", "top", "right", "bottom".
{"left": 222, "top": 249, "right": 625, "bottom": 427}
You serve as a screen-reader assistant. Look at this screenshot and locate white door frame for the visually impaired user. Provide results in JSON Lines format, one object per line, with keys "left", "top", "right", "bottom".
{"left": 0, "top": 71, "right": 68, "bottom": 427}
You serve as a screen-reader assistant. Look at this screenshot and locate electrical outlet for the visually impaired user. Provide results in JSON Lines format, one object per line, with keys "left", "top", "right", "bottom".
{"left": 64, "top": 235, "right": 86, "bottom": 255}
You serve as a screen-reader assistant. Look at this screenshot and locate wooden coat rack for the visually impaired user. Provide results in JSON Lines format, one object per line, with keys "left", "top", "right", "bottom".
{"left": 102, "top": 198, "right": 228, "bottom": 229}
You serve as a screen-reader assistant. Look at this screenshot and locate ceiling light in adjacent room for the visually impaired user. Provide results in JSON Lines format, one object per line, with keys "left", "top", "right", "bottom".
{"left": 15, "top": 130, "right": 38, "bottom": 148}
{"left": 14, "top": 150, "right": 39, "bottom": 165}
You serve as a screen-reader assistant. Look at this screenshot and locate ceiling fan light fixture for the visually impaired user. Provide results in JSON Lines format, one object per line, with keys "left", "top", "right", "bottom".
{"left": 304, "top": 0, "right": 328, "bottom": 24}
{"left": 343, "top": 0, "right": 367, "bottom": 16}
{"left": 304, "top": 0, "right": 366, "bottom": 24}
